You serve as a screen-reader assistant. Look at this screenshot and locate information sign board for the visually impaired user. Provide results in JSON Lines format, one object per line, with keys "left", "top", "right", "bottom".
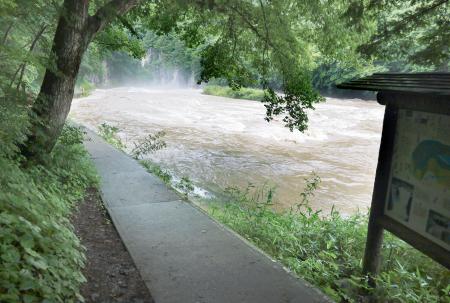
{"left": 385, "top": 109, "right": 450, "bottom": 251}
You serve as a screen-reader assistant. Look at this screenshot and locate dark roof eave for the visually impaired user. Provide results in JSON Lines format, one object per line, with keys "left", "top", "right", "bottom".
{"left": 336, "top": 72, "right": 450, "bottom": 96}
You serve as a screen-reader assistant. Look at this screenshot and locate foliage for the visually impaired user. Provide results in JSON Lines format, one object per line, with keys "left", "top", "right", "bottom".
{"left": 77, "top": 80, "right": 95, "bottom": 98}
{"left": 131, "top": 131, "right": 167, "bottom": 160}
{"left": 0, "top": 124, "right": 98, "bottom": 302}
{"left": 98, "top": 123, "right": 167, "bottom": 160}
{"left": 356, "top": 0, "right": 450, "bottom": 71}
{"left": 77, "top": 43, "right": 107, "bottom": 88}
{"left": 205, "top": 176, "right": 450, "bottom": 303}
{"left": 139, "top": 160, "right": 172, "bottom": 185}
{"left": 141, "top": 31, "right": 201, "bottom": 85}
{"left": 99, "top": 128, "right": 195, "bottom": 198}
{"left": 0, "top": 91, "right": 30, "bottom": 158}
{"left": 95, "top": 23, "right": 146, "bottom": 60}
{"left": 175, "top": 176, "right": 195, "bottom": 197}
{"left": 1, "top": 2, "right": 448, "bottom": 300}
{"left": 97, "top": 123, "right": 126, "bottom": 151}
{"left": 0, "top": 0, "right": 59, "bottom": 95}
{"left": 203, "top": 85, "right": 265, "bottom": 101}
{"left": 2, "top": 0, "right": 448, "bottom": 144}
{"left": 85, "top": 30, "right": 201, "bottom": 87}
{"left": 76, "top": 0, "right": 376, "bottom": 132}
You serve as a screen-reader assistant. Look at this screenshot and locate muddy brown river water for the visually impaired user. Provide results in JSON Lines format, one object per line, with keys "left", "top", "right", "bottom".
{"left": 70, "top": 87, "right": 384, "bottom": 214}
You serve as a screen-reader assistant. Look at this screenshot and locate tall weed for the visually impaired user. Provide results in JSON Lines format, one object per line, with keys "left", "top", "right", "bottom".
{"left": 97, "top": 123, "right": 126, "bottom": 150}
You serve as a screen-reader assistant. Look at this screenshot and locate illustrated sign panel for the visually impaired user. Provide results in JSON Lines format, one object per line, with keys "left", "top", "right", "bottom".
{"left": 385, "top": 109, "right": 450, "bottom": 251}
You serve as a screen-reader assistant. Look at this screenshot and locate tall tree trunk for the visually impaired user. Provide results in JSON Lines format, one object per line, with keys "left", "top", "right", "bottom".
{"left": 22, "top": 0, "right": 140, "bottom": 161}
{"left": 21, "top": 0, "right": 91, "bottom": 160}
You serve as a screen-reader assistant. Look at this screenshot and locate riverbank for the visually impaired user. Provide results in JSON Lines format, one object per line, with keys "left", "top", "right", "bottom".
{"left": 202, "top": 85, "right": 265, "bottom": 101}
{"left": 86, "top": 127, "right": 330, "bottom": 303}
{"left": 202, "top": 85, "right": 377, "bottom": 101}
{"left": 95, "top": 124, "right": 450, "bottom": 303}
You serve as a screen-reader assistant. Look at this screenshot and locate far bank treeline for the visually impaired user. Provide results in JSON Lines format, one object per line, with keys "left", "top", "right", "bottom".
{"left": 78, "top": 0, "right": 448, "bottom": 94}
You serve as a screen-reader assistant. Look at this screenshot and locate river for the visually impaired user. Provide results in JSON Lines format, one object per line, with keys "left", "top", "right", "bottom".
{"left": 70, "top": 87, "right": 384, "bottom": 214}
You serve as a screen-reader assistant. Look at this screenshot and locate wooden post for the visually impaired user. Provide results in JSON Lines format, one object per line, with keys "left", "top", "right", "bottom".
{"left": 362, "top": 208, "right": 384, "bottom": 283}
{"left": 362, "top": 98, "right": 398, "bottom": 282}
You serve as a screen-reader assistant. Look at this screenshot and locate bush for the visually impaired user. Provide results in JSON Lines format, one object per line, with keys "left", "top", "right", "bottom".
{"left": 206, "top": 180, "right": 450, "bottom": 302}
{"left": 97, "top": 123, "right": 126, "bottom": 150}
{"left": 203, "top": 85, "right": 265, "bottom": 101}
{"left": 0, "top": 125, "right": 98, "bottom": 302}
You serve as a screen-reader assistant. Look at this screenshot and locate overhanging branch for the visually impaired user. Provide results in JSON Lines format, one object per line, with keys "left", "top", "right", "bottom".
{"left": 87, "top": 0, "right": 141, "bottom": 37}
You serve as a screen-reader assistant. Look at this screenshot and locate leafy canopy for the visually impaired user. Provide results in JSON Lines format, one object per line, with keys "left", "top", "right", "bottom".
{"left": 122, "top": 0, "right": 376, "bottom": 131}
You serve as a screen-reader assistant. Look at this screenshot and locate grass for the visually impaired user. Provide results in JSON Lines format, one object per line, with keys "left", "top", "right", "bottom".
{"left": 204, "top": 181, "right": 450, "bottom": 303}
{"left": 203, "top": 85, "right": 265, "bottom": 101}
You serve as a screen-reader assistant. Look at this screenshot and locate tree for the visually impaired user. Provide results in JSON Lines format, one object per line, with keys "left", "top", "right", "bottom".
{"left": 355, "top": 0, "right": 449, "bottom": 71}
{"left": 22, "top": 0, "right": 139, "bottom": 161}
{"left": 23, "top": 0, "right": 368, "bottom": 161}
{"left": 22, "top": 0, "right": 447, "bottom": 161}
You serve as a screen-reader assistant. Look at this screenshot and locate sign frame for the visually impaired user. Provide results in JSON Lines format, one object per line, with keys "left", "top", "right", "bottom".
{"left": 362, "top": 91, "right": 450, "bottom": 277}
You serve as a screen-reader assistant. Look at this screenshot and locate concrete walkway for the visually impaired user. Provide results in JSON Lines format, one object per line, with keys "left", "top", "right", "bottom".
{"left": 84, "top": 130, "right": 330, "bottom": 303}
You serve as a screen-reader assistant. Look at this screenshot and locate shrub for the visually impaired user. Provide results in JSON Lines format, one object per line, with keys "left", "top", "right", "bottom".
{"left": 175, "top": 176, "right": 194, "bottom": 197}
{"left": 97, "top": 123, "right": 126, "bottom": 150}
{"left": 0, "top": 125, "right": 98, "bottom": 302}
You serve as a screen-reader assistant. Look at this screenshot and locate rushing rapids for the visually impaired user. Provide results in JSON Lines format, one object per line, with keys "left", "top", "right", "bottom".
{"left": 71, "top": 87, "right": 384, "bottom": 214}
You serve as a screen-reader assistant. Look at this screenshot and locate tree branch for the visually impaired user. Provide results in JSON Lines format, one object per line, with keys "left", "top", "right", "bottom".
{"left": 10, "top": 24, "right": 47, "bottom": 88}
{"left": 1, "top": 21, "right": 14, "bottom": 45}
{"left": 87, "top": 0, "right": 141, "bottom": 37}
{"left": 228, "top": 4, "right": 279, "bottom": 53}
{"left": 370, "top": 0, "right": 449, "bottom": 44}
{"left": 16, "top": 25, "right": 48, "bottom": 89}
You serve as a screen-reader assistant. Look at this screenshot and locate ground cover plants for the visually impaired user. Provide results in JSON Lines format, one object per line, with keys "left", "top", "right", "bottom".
{"left": 0, "top": 120, "right": 98, "bottom": 302}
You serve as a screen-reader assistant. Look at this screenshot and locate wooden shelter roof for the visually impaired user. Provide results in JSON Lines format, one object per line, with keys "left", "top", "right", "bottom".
{"left": 336, "top": 72, "right": 450, "bottom": 95}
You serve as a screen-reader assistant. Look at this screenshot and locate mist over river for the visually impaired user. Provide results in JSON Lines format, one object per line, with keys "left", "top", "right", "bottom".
{"left": 70, "top": 88, "right": 384, "bottom": 214}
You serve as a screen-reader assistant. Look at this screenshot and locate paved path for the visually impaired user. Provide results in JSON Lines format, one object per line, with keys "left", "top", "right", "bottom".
{"left": 84, "top": 130, "right": 330, "bottom": 303}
